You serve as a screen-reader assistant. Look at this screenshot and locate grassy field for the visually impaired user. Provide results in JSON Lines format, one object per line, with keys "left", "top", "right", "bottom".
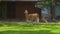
{"left": 0, "top": 22, "right": 60, "bottom": 34}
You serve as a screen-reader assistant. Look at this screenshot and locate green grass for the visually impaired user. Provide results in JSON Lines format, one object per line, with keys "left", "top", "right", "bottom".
{"left": 0, "top": 22, "right": 60, "bottom": 34}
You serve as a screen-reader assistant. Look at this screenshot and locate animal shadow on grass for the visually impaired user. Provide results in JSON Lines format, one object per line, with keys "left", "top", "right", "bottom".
{"left": 0, "top": 30, "right": 58, "bottom": 34}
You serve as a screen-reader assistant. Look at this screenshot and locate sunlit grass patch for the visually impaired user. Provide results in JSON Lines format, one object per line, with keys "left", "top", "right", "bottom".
{"left": 0, "top": 22, "right": 60, "bottom": 34}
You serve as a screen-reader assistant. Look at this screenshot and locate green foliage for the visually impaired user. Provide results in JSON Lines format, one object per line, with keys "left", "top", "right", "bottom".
{"left": 41, "top": 0, "right": 52, "bottom": 7}
{"left": 55, "top": 0, "right": 60, "bottom": 2}
{"left": 41, "top": 0, "right": 60, "bottom": 6}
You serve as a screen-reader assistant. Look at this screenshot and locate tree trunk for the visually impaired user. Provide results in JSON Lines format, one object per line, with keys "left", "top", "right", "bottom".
{"left": 50, "top": 0, "right": 55, "bottom": 21}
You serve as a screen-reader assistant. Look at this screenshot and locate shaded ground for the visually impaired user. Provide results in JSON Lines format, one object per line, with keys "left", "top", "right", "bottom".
{"left": 0, "top": 19, "right": 59, "bottom": 24}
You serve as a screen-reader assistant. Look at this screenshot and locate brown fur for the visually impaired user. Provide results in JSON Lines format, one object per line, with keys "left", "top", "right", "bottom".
{"left": 25, "top": 12, "right": 39, "bottom": 23}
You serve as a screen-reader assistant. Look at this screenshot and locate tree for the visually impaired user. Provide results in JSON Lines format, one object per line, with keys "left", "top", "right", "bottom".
{"left": 40, "top": 0, "right": 56, "bottom": 21}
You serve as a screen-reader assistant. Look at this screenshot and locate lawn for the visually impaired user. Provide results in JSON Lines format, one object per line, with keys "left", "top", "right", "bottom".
{"left": 0, "top": 22, "right": 60, "bottom": 34}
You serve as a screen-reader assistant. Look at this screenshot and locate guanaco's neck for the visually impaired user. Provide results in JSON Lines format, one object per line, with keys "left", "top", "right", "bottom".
{"left": 24, "top": 10, "right": 29, "bottom": 17}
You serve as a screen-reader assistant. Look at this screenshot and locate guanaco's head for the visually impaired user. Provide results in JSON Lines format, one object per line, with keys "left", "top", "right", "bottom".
{"left": 24, "top": 10, "right": 28, "bottom": 14}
